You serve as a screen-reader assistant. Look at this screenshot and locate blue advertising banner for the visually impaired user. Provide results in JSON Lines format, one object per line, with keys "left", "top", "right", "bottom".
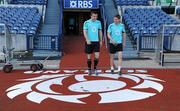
{"left": 64, "top": 0, "right": 99, "bottom": 9}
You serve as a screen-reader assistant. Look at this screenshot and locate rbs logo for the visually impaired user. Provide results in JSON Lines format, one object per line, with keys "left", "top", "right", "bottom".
{"left": 70, "top": 0, "right": 93, "bottom": 8}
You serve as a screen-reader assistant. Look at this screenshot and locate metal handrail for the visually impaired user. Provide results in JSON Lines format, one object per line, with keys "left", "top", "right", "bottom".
{"left": 100, "top": 3, "right": 108, "bottom": 48}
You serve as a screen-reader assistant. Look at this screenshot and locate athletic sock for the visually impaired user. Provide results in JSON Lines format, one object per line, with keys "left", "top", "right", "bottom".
{"left": 87, "top": 59, "right": 92, "bottom": 70}
{"left": 118, "top": 66, "right": 122, "bottom": 72}
{"left": 111, "top": 66, "right": 114, "bottom": 70}
{"left": 94, "top": 58, "right": 99, "bottom": 69}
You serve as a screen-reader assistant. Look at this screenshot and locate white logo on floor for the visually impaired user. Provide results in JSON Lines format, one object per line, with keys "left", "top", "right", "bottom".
{"left": 6, "top": 73, "right": 165, "bottom": 104}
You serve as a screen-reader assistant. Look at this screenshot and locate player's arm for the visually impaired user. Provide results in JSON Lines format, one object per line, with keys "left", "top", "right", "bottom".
{"left": 99, "top": 29, "right": 103, "bottom": 46}
{"left": 122, "top": 25, "right": 126, "bottom": 47}
{"left": 83, "top": 30, "right": 91, "bottom": 44}
{"left": 83, "top": 22, "right": 91, "bottom": 44}
{"left": 107, "top": 25, "right": 116, "bottom": 45}
{"left": 98, "top": 22, "right": 103, "bottom": 46}
{"left": 122, "top": 32, "right": 126, "bottom": 47}
{"left": 107, "top": 32, "right": 116, "bottom": 45}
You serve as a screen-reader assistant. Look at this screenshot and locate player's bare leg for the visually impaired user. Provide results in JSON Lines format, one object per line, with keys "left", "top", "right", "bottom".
{"left": 117, "top": 51, "right": 123, "bottom": 75}
{"left": 110, "top": 54, "right": 115, "bottom": 74}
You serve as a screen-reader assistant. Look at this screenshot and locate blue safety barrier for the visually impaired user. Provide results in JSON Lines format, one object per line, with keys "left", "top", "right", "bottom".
{"left": 28, "top": 34, "right": 62, "bottom": 51}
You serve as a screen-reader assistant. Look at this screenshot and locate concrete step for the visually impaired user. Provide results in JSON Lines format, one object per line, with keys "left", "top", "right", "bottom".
{"left": 123, "top": 51, "right": 138, "bottom": 58}
{"left": 41, "top": 0, "right": 60, "bottom": 34}
{"left": 124, "top": 48, "right": 135, "bottom": 51}
{"left": 104, "top": 0, "right": 118, "bottom": 25}
{"left": 40, "top": 24, "right": 59, "bottom": 34}
{"left": 113, "top": 50, "right": 138, "bottom": 59}
{"left": 33, "top": 50, "right": 61, "bottom": 58}
{"left": 121, "top": 33, "right": 138, "bottom": 58}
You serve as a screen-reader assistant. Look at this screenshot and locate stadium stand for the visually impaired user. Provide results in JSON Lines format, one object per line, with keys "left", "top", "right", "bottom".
{"left": 10, "top": 0, "right": 47, "bottom": 5}
{"left": 123, "top": 7, "right": 180, "bottom": 42}
{"left": 0, "top": 6, "right": 41, "bottom": 35}
{"left": 115, "top": 0, "right": 150, "bottom": 6}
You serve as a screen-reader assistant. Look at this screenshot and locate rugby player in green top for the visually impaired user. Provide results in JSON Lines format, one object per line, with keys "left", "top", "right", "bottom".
{"left": 83, "top": 11, "right": 103, "bottom": 75}
{"left": 107, "top": 15, "right": 126, "bottom": 75}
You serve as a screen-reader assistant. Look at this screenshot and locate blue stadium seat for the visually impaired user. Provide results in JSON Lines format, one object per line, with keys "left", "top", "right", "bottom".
{"left": 115, "top": 0, "right": 149, "bottom": 6}
{"left": 176, "top": 7, "right": 180, "bottom": 15}
{"left": 0, "top": 6, "right": 41, "bottom": 35}
{"left": 123, "top": 8, "right": 180, "bottom": 41}
{"left": 10, "top": 0, "right": 47, "bottom": 5}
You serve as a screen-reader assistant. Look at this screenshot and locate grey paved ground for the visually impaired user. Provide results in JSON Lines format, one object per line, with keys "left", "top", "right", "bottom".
{"left": 1, "top": 52, "right": 180, "bottom": 70}
{"left": 0, "top": 60, "right": 60, "bottom": 70}
{"left": 119, "top": 52, "right": 180, "bottom": 69}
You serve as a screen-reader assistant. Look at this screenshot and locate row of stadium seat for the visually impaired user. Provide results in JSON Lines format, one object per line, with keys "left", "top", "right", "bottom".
{"left": 10, "top": 0, "right": 47, "bottom": 5}
{"left": 115, "top": 0, "right": 149, "bottom": 6}
{"left": 0, "top": 6, "right": 41, "bottom": 35}
{"left": 123, "top": 8, "right": 180, "bottom": 41}
{"left": 176, "top": 7, "right": 180, "bottom": 15}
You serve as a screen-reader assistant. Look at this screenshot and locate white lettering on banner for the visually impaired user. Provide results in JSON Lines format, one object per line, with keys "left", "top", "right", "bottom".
{"left": 78, "top": 1, "right": 83, "bottom": 8}
{"left": 70, "top": 1, "right": 77, "bottom": 8}
{"left": 88, "top": 1, "right": 93, "bottom": 8}
{"left": 70, "top": 0, "right": 93, "bottom": 8}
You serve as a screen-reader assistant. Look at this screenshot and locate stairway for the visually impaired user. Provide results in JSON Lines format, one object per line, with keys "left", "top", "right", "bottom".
{"left": 40, "top": 24, "right": 59, "bottom": 35}
{"left": 41, "top": 0, "right": 60, "bottom": 34}
{"left": 104, "top": 0, "right": 118, "bottom": 25}
{"left": 122, "top": 35, "right": 138, "bottom": 59}
{"left": 33, "top": 0, "right": 62, "bottom": 58}
{"left": 104, "top": 0, "right": 138, "bottom": 59}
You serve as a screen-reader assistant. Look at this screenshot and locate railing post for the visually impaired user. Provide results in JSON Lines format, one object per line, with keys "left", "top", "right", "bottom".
{"left": 101, "top": 4, "right": 108, "bottom": 48}
{"left": 137, "top": 35, "right": 140, "bottom": 52}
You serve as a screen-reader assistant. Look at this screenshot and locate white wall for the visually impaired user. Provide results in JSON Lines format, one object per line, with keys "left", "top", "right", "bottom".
{"left": 0, "top": 34, "right": 27, "bottom": 51}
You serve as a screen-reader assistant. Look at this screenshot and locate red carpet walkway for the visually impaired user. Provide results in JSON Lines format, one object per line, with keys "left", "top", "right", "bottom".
{"left": 0, "top": 69, "right": 180, "bottom": 111}
{"left": 0, "top": 36, "right": 180, "bottom": 111}
{"left": 60, "top": 36, "right": 110, "bottom": 69}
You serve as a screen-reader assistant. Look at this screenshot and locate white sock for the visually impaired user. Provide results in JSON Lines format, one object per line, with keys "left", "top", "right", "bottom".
{"left": 118, "top": 66, "right": 121, "bottom": 71}
{"left": 111, "top": 66, "right": 114, "bottom": 70}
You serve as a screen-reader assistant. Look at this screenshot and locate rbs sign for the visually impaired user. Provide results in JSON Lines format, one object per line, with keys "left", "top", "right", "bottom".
{"left": 64, "top": 0, "right": 99, "bottom": 9}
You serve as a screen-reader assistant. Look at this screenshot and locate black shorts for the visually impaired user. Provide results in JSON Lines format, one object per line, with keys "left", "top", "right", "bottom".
{"left": 85, "top": 42, "right": 100, "bottom": 54}
{"left": 109, "top": 43, "right": 123, "bottom": 54}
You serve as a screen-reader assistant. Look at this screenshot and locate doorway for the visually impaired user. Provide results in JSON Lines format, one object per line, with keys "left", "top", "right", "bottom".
{"left": 63, "top": 11, "right": 90, "bottom": 35}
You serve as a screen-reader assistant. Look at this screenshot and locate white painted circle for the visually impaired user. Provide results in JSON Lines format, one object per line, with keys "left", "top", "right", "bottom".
{"left": 68, "top": 80, "right": 126, "bottom": 93}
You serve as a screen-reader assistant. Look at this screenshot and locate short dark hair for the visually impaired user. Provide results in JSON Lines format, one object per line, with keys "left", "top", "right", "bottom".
{"left": 91, "top": 11, "right": 98, "bottom": 16}
{"left": 114, "top": 15, "right": 121, "bottom": 19}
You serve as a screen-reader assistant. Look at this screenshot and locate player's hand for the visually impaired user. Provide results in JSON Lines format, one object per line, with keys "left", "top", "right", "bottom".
{"left": 113, "top": 41, "right": 118, "bottom": 46}
{"left": 86, "top": 40, "right": 91, "bottom": 45}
